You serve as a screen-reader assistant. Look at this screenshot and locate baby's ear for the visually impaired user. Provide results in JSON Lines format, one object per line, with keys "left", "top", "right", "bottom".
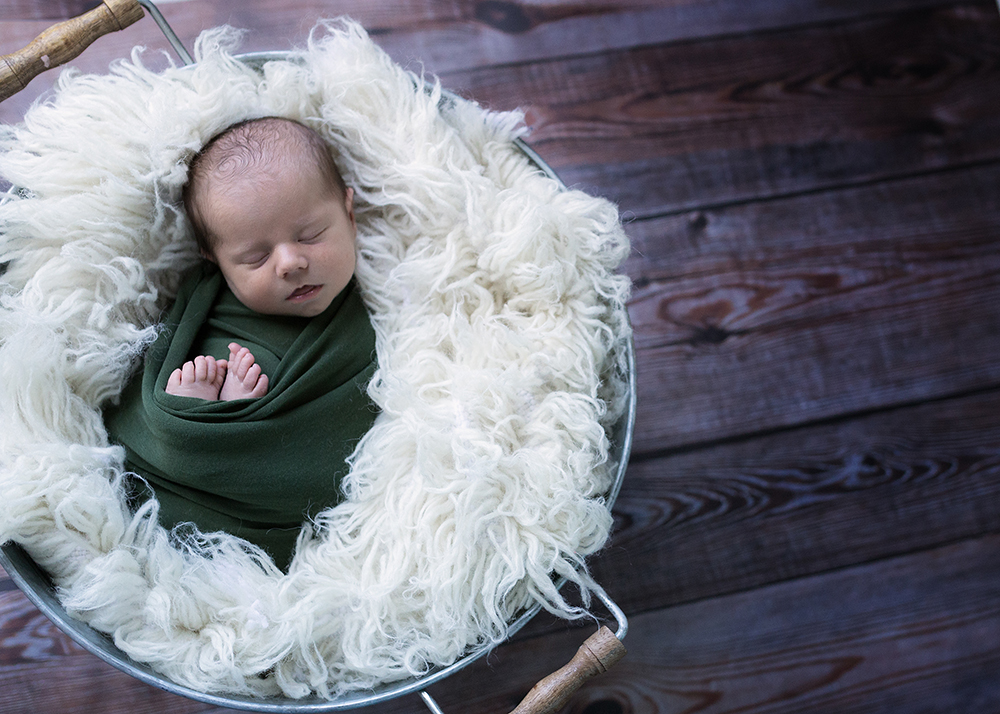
{"left": 200, "top": 248, "right": 218, "bottom": 264}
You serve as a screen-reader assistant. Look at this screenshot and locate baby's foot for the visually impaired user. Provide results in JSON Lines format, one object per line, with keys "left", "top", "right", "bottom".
{"left": 165, "top": 355, "right": 226, "bottom": 400}
{"left": 219, "top": 342, "right": 269, "bottom": 401}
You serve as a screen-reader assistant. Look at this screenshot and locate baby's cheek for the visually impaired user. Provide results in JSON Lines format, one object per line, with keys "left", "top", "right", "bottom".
{"left": 340, "top": 243, "right": 358, "bottom": 273}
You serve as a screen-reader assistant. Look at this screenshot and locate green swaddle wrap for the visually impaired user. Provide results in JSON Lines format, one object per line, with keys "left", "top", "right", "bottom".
{"left": 104, "top": 262, "right": 379, "bottom": 570}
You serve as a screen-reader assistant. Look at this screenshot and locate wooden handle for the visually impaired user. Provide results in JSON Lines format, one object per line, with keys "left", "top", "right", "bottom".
{"left": 0, "top": 0, "right": 144, "bottom": 103}
{"left": 508, "top": 626, "right": 626, "bottom": 714}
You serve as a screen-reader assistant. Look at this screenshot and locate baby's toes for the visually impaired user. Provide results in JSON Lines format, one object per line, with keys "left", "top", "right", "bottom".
{"left": 242, "top": 363, "right": 262, "bottom": 388}
{"left": 232, "top": 352, "right": 252, "bottom": 380}
{"left": 248, "top": 373, "right": 269, "bottom": 398}
{"left": 193, "top": 355, "right": 210, "bottom": 382}
{"left": 166, "top": 358, "right": 223, "bottom": 400}
{"left": 217, "top": 343, "right": 267, "bottom": 401}
{"left": 180, "top": 360, "right": 197, "bottom": 385}
{"left": 203, "top": 356, "right": 220, "bottom": 386}
{"left": 242, "top": 353, "right": 260, "bottom": 381}
{"left": 228, "top": 343, "right": 252, "bottom": 375}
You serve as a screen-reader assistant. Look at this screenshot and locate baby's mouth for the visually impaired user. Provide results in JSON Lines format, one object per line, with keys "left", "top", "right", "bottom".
{"left": 288, "top": 285, "right": 321, "bottom": 301}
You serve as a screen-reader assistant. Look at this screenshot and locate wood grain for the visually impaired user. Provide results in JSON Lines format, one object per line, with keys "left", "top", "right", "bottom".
{"left": 622, "top": 161, "right": 1000, "bottom": 452}
{"left": 591, "top": 387, "right": 1000, "bottom": 615}
{"left": 0, "top": 0, "right": 145, "bottom": 102}
{"left": 416, "top": 535, "right": 1000, "bottom": 714}
{"left": 2, "top": 0, "right": 961, "bottom": 66}
{"left": 355, "top": 0, "right": 958, "bottom": 76}
{"left": 597, "top": 536, "right": 1000, "bottom": 714}
{"left": 445, "top": 3, "right": 1000, "bottom": 217}
{"left": 508, "top": 627, "right": 625, "bottom": 714}
{"left": 0, "top": 585, "right": 84, "bottom": 665}
{"left": 0, "top": 0, "right": 964, "bottom": 124}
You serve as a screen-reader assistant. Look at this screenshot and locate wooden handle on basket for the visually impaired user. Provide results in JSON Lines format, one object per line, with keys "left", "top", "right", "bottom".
{"left": 0, "top": 0, "right": 144, "bottom": 102}
{"left": 508, "top": 626, "right": 626, "bottom": 714}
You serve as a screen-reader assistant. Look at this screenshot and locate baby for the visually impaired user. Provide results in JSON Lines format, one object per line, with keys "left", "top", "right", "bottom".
{"left": 104, "top": 116, "right": 378, "bottom": 570}
{"left": 167, "top": 116, "right": 357, "bottom": 400}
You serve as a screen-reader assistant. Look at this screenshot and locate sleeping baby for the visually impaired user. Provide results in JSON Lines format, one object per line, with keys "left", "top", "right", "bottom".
{"left": 104, "top": 117, "right": 379, "bottom": 571}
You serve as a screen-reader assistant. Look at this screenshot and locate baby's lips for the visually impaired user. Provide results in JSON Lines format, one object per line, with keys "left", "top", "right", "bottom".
{"left": 288, "top": 284, "right": 322, "bottom": 301}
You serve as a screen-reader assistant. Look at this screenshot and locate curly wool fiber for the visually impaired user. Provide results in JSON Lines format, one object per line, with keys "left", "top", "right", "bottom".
{"left": 0, "top": 20, "right": 631, "bottom": 698}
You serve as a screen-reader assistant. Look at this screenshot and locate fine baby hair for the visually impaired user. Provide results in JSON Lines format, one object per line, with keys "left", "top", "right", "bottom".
{"left": 185, "top": 116, "right": 349, "bottom": 258}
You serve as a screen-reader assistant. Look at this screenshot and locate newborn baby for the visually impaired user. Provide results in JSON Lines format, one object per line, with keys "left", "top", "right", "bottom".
{"left": 167, "top": 116, "right": 358, "bottom": 401}
{"left": 104, "top": 117, "right": 379, "bottom": 570}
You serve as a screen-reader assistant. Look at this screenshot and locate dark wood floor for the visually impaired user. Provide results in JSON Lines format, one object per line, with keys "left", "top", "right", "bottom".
{"left": 3, "top": 1, "right": 1000, "bottom": 712}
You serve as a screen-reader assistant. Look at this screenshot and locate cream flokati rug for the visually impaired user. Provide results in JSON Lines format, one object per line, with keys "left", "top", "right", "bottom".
{"left": 0, "top": 20, "right": 631, "bottom": 698}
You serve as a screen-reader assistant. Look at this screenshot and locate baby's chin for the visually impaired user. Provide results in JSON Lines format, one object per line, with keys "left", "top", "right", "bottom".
{"left": 285, "top": 296, "right": 336, "bottom": 317}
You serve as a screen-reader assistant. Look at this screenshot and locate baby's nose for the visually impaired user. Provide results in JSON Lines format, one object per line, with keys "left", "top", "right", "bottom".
{"left": 276, "top": 245, "right": 307, "bottom": 276}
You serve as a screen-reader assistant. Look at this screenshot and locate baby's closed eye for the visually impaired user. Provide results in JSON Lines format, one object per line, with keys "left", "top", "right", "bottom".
{"left": 299, "top": 228, "right": 327, "bottom": 243}
{"left": 242, "top": 252, "right": 269, "bottom": 266}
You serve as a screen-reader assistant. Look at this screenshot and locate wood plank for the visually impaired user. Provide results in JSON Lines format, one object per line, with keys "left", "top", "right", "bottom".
{"left": 2, "top": 0, "right": 960, "bottom": 69}
{"left": 364, "top": 0, "right": 956, "bottom": 76}
{"left": 0, "top": 0, "right": 962, "bottom": 126}
{"left": 589, "top": 386, "right": 1000, "bottom": 616}
{"left": 0, "top": 662, "right": 235, "bottom": 714}
{"left": 623, "top": 161, "right": 1000, "bottom": 452}
{"left": 0, "top": 585, "right": 84, "bottom": 665}
{"left": 445, "top": 2, "right": 1000, "bottom": 218}
{"left": 408, "top": 535, "right": 1000, "bottom": 714}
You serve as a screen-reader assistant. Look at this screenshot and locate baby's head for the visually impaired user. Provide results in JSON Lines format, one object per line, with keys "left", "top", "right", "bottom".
{"left": 184, "top": 117, "right": 356, "bottom": 317}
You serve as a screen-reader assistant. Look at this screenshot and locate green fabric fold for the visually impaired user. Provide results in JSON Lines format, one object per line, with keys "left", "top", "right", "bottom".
{"left": 104, "top": 263, "right": 379, "bottom": 570}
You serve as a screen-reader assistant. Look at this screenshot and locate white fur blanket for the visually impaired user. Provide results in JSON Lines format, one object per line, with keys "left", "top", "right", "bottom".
{"left": 0, "top": 20, "right": 631, "bottom": 699}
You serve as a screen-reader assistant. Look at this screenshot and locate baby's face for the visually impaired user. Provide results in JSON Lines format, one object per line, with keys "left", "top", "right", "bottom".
{"left": 202, "top": 160, "right": 357, "bottom": 317}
